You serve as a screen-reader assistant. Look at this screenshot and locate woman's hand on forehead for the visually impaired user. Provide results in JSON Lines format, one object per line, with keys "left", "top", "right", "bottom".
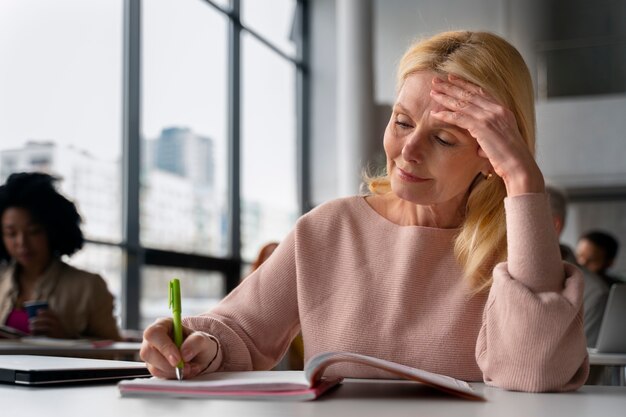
{"left": 428, "top": 74, "right": 544, "bottom": 196}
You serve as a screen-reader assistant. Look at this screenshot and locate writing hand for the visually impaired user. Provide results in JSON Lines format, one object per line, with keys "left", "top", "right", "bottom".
{"left": 140, "top": 317, "right": 219, "bottom": 379}
{"left": 429, "top": 74, "right": 544, "bottom": 196}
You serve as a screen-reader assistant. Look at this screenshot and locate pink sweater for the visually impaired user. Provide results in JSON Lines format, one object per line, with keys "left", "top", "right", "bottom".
{"left": 184, "top": 193, "right": 589, "bottom": 392}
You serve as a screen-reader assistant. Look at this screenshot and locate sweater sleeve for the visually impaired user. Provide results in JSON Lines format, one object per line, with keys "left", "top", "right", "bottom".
{"left": 182, "top": 229, "right": 300, "bottom": 372}
{"left": 475, "top": 193, "right": 589, "bottom": 392}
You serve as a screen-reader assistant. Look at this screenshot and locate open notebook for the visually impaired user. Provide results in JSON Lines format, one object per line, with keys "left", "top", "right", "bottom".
{"left": 0, "top": 355, "right": 151, "bottom": 385}
{"left": 119, "top": 351, "right": 484, "bottom": 401}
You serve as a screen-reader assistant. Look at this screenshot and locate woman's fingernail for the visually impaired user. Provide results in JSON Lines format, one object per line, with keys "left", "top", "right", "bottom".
{"left": 168, "top": 354, "right": 178, "bottom": 365}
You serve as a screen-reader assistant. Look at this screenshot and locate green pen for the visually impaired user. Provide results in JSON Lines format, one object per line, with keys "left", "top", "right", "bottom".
{"left": 169, "top": 278, "right": 184, "bottom": 380}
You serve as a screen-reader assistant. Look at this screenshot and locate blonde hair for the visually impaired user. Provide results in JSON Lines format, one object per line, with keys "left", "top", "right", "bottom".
{"left": 367, "top": 31, "right": 536, "bottom": 292}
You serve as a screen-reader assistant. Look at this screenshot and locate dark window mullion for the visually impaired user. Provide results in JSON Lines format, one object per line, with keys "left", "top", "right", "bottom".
{"left": 144, "top": 249, "right": 239, "bottom": 275}
{"left": 296, "top": 0, "right": 311, "bottom": 214}
{"left": 122, "top": 0, "right": 142, "bottom": 330}
{"left": 240, "top": 24, "right": 301, "bottom": 65}
{"left": 204, "top": 0, "right": 302, "bottom": 65}
{"left": 226, "top": 0, "right": 242, "bottom": 292}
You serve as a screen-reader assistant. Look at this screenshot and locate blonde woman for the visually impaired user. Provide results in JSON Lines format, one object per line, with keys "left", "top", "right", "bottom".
{"left": 141, "top": 31, "right": 588, "bottom": 392}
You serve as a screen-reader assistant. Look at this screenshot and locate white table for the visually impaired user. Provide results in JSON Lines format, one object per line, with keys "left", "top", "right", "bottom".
{"left": 0, "top": 340, "right": 142, "bottom": 360}
{"left": 1, "top": 379, "right": 625, "bottom": 417}
{"left": 588, "top": 350, "right": 626, "bottom": 386}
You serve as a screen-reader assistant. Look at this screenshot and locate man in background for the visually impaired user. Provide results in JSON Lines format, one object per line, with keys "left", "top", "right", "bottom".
{"left": 547, "top": 186, "right": 609, "bottom": 348}
{"left": 576, "top": 230, "right": 621, "bottom": 288}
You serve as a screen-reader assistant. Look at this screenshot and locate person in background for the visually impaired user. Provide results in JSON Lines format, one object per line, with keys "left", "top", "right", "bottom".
{"left": 0, "top": 172, "right": 121, "bottom": 340}
{"left": 546, "top": 185, "right": 609, "bottom": 348}
{"left": 576, "top": 231, "right": 621, "bottom": 288}
{"left": 140, "top": 31, "right": 588, "bottom": 392}
{"left": 249, "top": 242, "right": 279, "bottom": 273}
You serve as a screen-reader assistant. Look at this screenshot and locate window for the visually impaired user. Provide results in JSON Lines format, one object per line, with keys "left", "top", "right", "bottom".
{"left": 241, "top": 0, "right": 297, "bottom": 57}
{"left": 0, "top": 1, "right": 123, "bottom": 244}
{"left": 140, "top": 266, "right": 224, "bottom": 329}
{"left": 141, "top": 0, "right": 228, "bottom": 257}
{"left": 241, "top": 32, "right": 299, "bottom": 260}
{"left": 0, "top": 0, "right": 124, "bottom": 323}
{"left": 69, "top": 243, "right": 124, "bottom": 325}
{"left": 539, "top": 44, "right": 626, "bottom": 97}
{"left": 537, "top": 0, "right": 626, "bottom": 98}
{"left": 0, "top": 0, "right": 308, "bottom": 330}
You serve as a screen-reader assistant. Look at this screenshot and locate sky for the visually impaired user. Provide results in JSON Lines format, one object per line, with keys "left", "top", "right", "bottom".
{"left": 0, "top": 0, "right": 123, "bottom": 161}
{"left": 0, "top": 0, "right": 297, "bottom": 209}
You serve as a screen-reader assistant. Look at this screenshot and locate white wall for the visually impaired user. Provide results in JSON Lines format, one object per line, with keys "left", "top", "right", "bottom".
{"left": 374, "top": 0, "right": 508, "bottom": 103}
{"left": 310, "top": 0, "right": 338, "bottom": 205}
{"left": 536, "top": 96, "right": 626, "bottom": 188}
{"left": 374, "top": 0, "right": 550, "bottom": 102}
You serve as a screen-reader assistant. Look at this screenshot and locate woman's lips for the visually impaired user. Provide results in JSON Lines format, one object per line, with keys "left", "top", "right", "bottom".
{"left": 397, "top": 167, "right": 430, "bottom": 183}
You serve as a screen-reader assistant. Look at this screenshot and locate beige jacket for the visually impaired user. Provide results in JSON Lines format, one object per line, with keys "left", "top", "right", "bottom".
{"left": 0, "top": 259, "right": 121, "bottom": 340}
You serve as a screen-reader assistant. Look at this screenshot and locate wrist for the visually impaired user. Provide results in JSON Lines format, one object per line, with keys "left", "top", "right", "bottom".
{"left": 198, "top": 334, "right": 221, "bottom": 375}
{"left": 502, "top": 164, "right": 545, "bottom": 197}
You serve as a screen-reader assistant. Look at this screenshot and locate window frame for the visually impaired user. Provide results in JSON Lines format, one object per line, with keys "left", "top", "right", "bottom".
{"left": 117, "top": 0, "right": 309, "bottom": 329}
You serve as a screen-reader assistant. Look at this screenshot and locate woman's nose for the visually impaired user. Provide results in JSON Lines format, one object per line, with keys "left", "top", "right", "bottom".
{"left": 14, "top": 232, "right": 27, "bottom": 247}
{"left": 401, "top": 131, "right": 427, "bottom": 163}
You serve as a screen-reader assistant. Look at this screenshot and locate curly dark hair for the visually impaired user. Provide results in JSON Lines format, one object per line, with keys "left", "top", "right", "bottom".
{"left": 0, "top": 172, "right": 84, "bottom": 261}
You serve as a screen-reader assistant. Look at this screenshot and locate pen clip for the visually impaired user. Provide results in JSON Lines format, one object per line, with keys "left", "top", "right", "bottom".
{"left": 168, "top": 280, "right": 173, "bottom": 310}
{"left": 169, "top": 278, "right": 181, "bottom": 313}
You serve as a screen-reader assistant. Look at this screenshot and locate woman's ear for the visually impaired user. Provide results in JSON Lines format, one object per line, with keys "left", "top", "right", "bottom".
{"left": 480, "top": 161, "right": 494, "bottom": 179}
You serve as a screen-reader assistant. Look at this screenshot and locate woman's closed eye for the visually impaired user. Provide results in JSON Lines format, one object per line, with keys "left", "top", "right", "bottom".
{"left": 2, "top": 230, "right": 16, "bottom": 239}
{"left": 394, "top": 120, "right": 412, "bottom": 129}
{"left": 434, "top": 135, "right": 454, "bottom": 147}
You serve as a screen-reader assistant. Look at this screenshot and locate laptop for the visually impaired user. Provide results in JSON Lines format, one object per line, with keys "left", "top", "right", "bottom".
{"left": 0, "top": 355, "right": 151, "bottom": 385}
{"left": 593, "top": 284, "right": 626, "bottom": 353}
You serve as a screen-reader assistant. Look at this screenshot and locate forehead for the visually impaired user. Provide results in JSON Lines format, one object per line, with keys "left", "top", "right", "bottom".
{"left": 395, "top": 71, "right": 447, "bottom": 114}
{"left": 578, "top": 239, "right": 606, "bottom": 258}
{"left": 394, "top": 71, "right": 474, "bottom": 141}
{"left": 1, "top": 207, "right": 34, "bottom": 225}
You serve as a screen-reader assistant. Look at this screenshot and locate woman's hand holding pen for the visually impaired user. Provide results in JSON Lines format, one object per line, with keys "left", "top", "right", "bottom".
{"left": 429, "top": 74, "right": 545, "bottom": 197}
{"left": 140, "top": 317, "right": 219, "bottom": 379}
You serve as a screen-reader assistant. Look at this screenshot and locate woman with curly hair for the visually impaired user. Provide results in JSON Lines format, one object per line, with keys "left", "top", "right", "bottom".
{"left": 0, "top": 172, "right": 120, "bottom": 340}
